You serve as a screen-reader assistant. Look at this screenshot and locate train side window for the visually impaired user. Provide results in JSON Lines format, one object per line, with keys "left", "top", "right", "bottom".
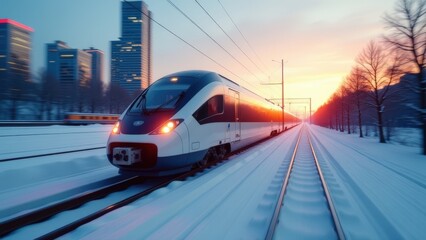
{"left": 193, "top": 95, "right": 224, "bottom": 122}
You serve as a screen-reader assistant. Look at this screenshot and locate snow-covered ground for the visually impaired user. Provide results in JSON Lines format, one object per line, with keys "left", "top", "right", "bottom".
{"left": 0, "top": 125, "right": 120, "bottom": 225}
{"left": 0, "top": 124, "right": 112, "bottom": 160}
{"left": 310, "top": 125, "right": 426, "bottom": 239}
{"left": 344, "top": 126, "right": 421, "bottom": 148}
{"left": 0, "top": 124, "right": 425, "bottom": 239}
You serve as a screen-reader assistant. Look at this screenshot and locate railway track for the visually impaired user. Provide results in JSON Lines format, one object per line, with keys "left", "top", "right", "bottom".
{"left": 1, "top": 127, "right": 298, "bottom": 239}
{"left": 0, "top": 146, "right": 106, "bottom": 162}
{"left": 0, "top": 176, "right": 144, "bottom": 237}
{"left": 0, "top": 130, "right": 109, "bottom": 138}
{"left": 1, "top": 171, "right": 191, "bottom": 239}
{"left": 1, "top": 130, "right": 279, "bottom": 239}
{"left": 266, "top": 126, "right": 345, "bottom": 239}
{"left": 39, "top": 132, "right": 291, "bottom": 239}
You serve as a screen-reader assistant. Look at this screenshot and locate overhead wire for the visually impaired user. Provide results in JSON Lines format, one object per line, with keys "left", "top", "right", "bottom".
{"left": 166, "top": 1, "right": 250, "bottom": 81}
{"left": 124, "top": 0, "right": 269, "bottom": 96}
{"left": 216, "top": 0, "right": 271, "bottom": 74}
{"left": 193, "top": 0, "right": 268, "bottom": 79}
{"left": 166, "top": 0, "right": 267, "bottom": 93}
{"left": 193, "top": 0, "right": 266, "bottom": 83}
{"left": 123, "top": 0, "right": 241, "bottom": 80}
{"left": 215, "top": 0, "right": 285, "bottom": 102}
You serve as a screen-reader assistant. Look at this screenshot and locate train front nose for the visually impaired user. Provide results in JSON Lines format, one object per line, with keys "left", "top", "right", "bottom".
{"left": 107, "top": 117, "right": 186, "bottom": 171}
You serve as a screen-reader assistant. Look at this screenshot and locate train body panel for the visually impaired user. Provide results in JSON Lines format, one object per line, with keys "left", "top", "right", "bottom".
{"left": 107, "top": 70, "right": 300, "bottom": 176}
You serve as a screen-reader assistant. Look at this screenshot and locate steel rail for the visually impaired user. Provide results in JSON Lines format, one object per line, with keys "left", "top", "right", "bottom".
{"left": 0, "top": 130, "right": 109, "bottom": 138}
{"left": 307, "top": 129, "right": 346, "bottom": 240}
{"left": 36, "top": 127, "right": 295, "bottom": 239}
{"left": 0, "top": 147, "right": 106, "bottom": 162}
{"left": 0, "top": 176, "right": 143, "bottom": 237}
{"left": 266, "top": 126, "right": 346, "bottom": 240}
{"left": 1, "top": 127, "right": 295, "bottom": 239}
{"left": 35, "top": 158, "right": 228, "bottom": 240}
{"left": 265, "top": 126, "right": 303, "bottom": 240}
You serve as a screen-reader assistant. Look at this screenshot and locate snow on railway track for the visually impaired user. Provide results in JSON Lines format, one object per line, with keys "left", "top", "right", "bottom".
{"left": 1, "top": 124, "right": 425, "bottom": 239}
{"left": 0, "top": 125, "right": 112, "bottom": 160}
{"left": 268, "top": 126, "right": 344, "bottom": 239}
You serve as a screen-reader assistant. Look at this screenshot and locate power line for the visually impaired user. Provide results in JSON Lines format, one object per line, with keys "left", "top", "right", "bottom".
{"left": 217, "top": 0, "right": 271, "bottom": 74}
{"left": 164, "top": 0, "right": 266, "bottom": 95}
{"left": 166, "top": 0, "right": 250, "bottom": 81}
{"left": 193, "top": 0, "right": 265, "bottom": 83}
{"left": 123, "top": 0, "right": 240, "bottom": 80}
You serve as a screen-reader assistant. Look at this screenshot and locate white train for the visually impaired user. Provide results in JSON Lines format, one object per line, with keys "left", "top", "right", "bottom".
{"left": 107, "top": 70, "right": 299, "bottom": 176}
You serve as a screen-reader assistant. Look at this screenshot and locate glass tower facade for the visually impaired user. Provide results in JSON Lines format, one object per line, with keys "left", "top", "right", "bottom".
{"left": 0, "top": 19, "right": 33, "bottom": 83}
{"left": 84, "top": 47, "right": 104, "bottom": 86}
{"left": 111, "top": 1, "right": 152, "bottom": 94}
{"left": 46, "top": 41, "right": 92, "bottom": 87}
{"left": 46, "top": 41, "right": 92, "bottom": 110}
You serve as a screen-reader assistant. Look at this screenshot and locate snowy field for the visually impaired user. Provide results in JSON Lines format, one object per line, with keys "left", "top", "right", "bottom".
{"left": 344, "top": 125, "right": 422, "bottom": 147}
{"left": 0, "top": 124, "right": 120, "bottom": 231}
{"left": 0, "top": 124, "right": 425, "bottom": 239}
{"left": 310, "top": 125, "right": 426, "bottom": 239}
{"left": 0, "top": 124, "right": 112, "bottom": 160}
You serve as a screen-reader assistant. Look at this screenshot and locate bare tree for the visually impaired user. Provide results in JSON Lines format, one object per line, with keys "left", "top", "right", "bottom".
{"left": 106, "top": 83, "right": 134, "bottom": 114}
{"left": 89, "top": 74, "right": 104, "bottom": 113}
{"left": 336, "top": 84, "right": 349, "bottom": 133}
{"left": 39, "top": 70, "right": 59, "bottom": 120}
{"left": 0, "top": 70, "right": 10, "bottom": 119}
{"left": 384, "top": 0, "right": 426, "bottom": 152}
{"left": 357, "top": 41, "right": 404, "bottom": 143}
{"left": 343, "top": 84, "right": 353, "bottom": 134}
{"left": 8, "top": 54, "right": 32, "bottom": 120}
{"left": 345, "top": 67, "right": 368, "bottom": 137}
{"left": 328, "top": 92, "right": 343, "bottom": 131}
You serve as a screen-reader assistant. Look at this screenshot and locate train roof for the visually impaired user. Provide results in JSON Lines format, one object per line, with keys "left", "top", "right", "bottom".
{"left": 162, "top": 70, "right": 214, "bottom": 79}
{"left": 160, "top": 70, "right": 278, "bottom": 105}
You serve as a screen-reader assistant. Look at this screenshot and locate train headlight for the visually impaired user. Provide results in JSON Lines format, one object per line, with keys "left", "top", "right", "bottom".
{"left": 112, "top": 121, "right": 121, "bottom": 134}
{"left": 151, "top": 119, "right": 183, "bottom": 135}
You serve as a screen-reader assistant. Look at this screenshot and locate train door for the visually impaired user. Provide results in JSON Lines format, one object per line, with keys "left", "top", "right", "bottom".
{"left": 229, "top": 89, "right": 241, "bottom": 142}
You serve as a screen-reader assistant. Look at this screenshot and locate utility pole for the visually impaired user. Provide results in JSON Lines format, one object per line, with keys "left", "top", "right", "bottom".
{"left": 263, "top": 59, "right": 285, "bottom": 131}
{"left": 270, "top": 98, "right": 312, "bottom": 124}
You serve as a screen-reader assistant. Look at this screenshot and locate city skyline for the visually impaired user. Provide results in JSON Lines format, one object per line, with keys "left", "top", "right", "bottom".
{"left": 0, "top": 0, "right": 397, "bottom": 111}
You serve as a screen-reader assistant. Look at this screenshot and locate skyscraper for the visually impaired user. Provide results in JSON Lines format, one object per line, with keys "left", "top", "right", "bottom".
{"left": 0, "top": 19, "right": 33, "bottom": 83}
{"left": 46, "top": 41, "right": 92, "bottom": 87}
{"left": 111, "top": 1, "right": 152, "bottom": 94}
{"left": 46, "top": 41, "right": 92, "bottom": 111}
{"left": 84, "top": 47, "right": 104, "bottom": 86}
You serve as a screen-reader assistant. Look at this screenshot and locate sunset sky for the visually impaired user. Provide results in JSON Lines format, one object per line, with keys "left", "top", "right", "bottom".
{"left": 0, "top": 0, "right": 397, "bottom": 114}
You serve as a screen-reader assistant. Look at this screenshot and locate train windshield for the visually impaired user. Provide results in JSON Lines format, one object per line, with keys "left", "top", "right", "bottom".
{"left": 129, "top": 80, "right": 191, "bottom": 113}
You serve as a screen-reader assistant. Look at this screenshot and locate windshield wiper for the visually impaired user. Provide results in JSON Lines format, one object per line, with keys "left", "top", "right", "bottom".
{"left": 134, "top": 92, "right": 148, "bottom": 114}
{"left": 148, "top": 92, "right": 185, "bottom": 114}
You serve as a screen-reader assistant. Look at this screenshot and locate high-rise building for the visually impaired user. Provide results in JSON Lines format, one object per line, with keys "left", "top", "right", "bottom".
{"left": 111, "top": 0, "right": 152, "bottom": 94}
{"left": 46, "top": 41, "right": 92, "bottom": 87}
{"left": 0, "top": 19, "right": 33, "bottom": 83}
{"left": 46, "top": 41, "right": 92, "bottom": 111}
{"left": 84, "top": 47, "right": 104, "bottom": 86}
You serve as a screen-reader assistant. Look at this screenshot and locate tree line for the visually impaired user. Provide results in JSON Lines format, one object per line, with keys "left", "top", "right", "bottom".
{"left": 0, "top": 68, "right": 138, "bottom": 121}
{"left": 312, "top": 0, "right": 426, "bottom": 154}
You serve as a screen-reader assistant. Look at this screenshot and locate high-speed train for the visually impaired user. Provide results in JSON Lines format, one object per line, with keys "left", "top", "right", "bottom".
{"left": 107, "top": 70, "right": 300, "bottom": 176}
